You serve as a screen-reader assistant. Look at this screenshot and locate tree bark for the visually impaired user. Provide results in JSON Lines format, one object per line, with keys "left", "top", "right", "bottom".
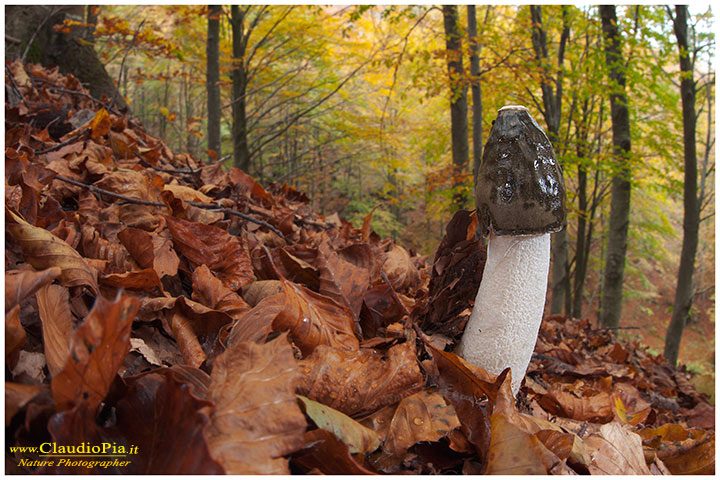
{"left": 442, "top": 5, "right": 469, "bottom": 212}
{"left": 529, "top": 5, "right": 570, "bottom": 315}
{"left": 664, "top": 5, "right": 699, "bottom": 366}
{"left": 599, "top": 5, "right": 632, "bottom": 328}
{"left": 4, "top": 5, "right": 127, "bottom": 111}
{"left": 206, "top": 5, "right": 222, "bottom": 158}
{"left": 231, "top": 5, "right": 251, "bottom": 172}
{"left": 467, "top": 6, "right": 483, "bottom": 185}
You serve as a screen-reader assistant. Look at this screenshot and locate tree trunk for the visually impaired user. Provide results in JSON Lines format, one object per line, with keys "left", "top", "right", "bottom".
{"left": 664, "top": 5, "right": 699, "bottom": 366}
{"left": 442, "top": 5, "right": 469, "bottom": 212}
{"left": 599, "top": 5, "right": 632, "bottom": 328}
{"left": 529, "top": 5, "right": 570, "bottom": 315}
{"left": 231, "top": 5, "right": 251, "bottom": 172}
{"left": 206, "top": 5, "right": 222, "bottom": 158}
{"left": 4, "top": 5, "right": 127, "bottom": 111}
{"left": 467, "top": 6, "right": 483, "bottom": 185}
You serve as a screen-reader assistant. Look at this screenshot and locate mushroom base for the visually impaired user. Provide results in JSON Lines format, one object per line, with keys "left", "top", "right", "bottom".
{"left": 455, "top": 233, "right": 550, "bottom": 396}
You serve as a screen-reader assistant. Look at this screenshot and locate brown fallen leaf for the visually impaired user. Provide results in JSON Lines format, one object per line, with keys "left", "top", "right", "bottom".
{"left": 273, "top": 278, "right": 359, "bottom": 356}
{"left": 165, "top": 214, "right": 255, "bottom": 290}
{"left": 118, "top": 226, "right": 180, "bottom": 278}
{"left": 381, "top": 390, "right": 461, "bottom": 458}
{"left": 639, "top": 423, "right": 715, "bottom": 475}
{"left": 205, "top": 334, "right": 307, "bottom": 474}
{"left": 316, "top": 239, "right": 370, "bottom": 318}
{"left": 100, "top": 268, "right": 162, "bottom": 290}
{"left": 585, "top": 422, "right": 652, "bottom": 475}
{"left": 292, "top": 428, "right": 378, "bottom": 474}
{"left": 45, "top": 371, "right": 224, "bottom": 474}
{"left": 5, "top": 305, "right": 25, "bottom": 365}
{"left": 51, "top": 294, "right": 141, "bottom": 411}
{"left": 5, "top": 267, "right": 61, "bottom": 311}
{"left": 486, "top": 414, "right": 560, "bottom": 475}
{"left": 5, "top": 382, "right": 45, "bottom": 427}
{"left": 382, "top": 244, "right": 421, "bottom": 292}
{"left": 538, "top": 385, "right": 613, "bottom": 423}
{"left": 298, "top": 341, "right": 423, "bottom": 418}
{"left": 192, "top": 264, "right": 250, "bottom": 320}
{"left": 6, "top": 207, "right": 99, "bottom": 295}
{"left": 35, "top": 284, "right": 73, "bottom": 376}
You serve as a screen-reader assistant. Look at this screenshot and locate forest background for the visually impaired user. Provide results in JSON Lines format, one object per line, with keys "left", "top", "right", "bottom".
{"left": 5, "top": 4, "right": 715, "bottom": 397}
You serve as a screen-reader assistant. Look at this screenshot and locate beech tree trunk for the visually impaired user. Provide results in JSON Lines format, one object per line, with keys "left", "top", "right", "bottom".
{"left": 599, "top": 5, "right": 632, "bottom": 328}
{"left": 529, "top": 5, "right": 571, "bottom": 315}
{"left": 4, "top": 5, "right": 126, "bottom": 111}
{"left": 231, "top": 5, "right": 251, "bottom": 172}
{"left": 467, "top": 6, "right": 483, "bottom": 185}
{"left": 206, "top": 5, "right": 222, "bottom": 158}
{"left": 664, "top": 5, "right": 699, "bottom": 366}
{"left": 442, "top": 5, "right": 469, "bottom": 212}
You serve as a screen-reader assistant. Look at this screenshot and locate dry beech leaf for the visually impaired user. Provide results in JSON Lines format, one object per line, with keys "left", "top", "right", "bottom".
{"left": 163, "top": 183, "right": 213, "bottom": 203}
{"left": 425, "top": 341, "right": 508, "bottom": 461}
{"left": 101, "top": 268, "right": 162, "bottom": 290}
{"left": 225, "top": 293, "right": 284, "bottom": 346}
{"left": 165, "top": 215, "right": 254, "bottom": 290}
{"left": 192, "top": 264, "right": 250, "bottom": 320}
{"left": 382, "top": 390, "right": 461, "bottom": 458}
{"left": 585, "top": 422, "right": 652, "bottom": 475}
{"left": 51, "top": 294, "right": 141, "bottom": 412}
{"left": 273, "top": 278, "right": 359, "bottom": 356}
{"left": 205, "top": 334, "right": 307, "bottom": 474}
{"left": 5, "top": 267, "right": 61, "bottom": 311}
{"left": 639, "top": 423, "right": 715, "bottom": 475}
{"left": 6, "top": 382, "right": 45, "bottom": 426}
{"left": 316, "top": 239, "right": 369, "bottom": 317}
{"left": 293, "top": 428, "right": 377, "bottom": 474}
{"left": 242, "top": 279, "right": 282, "bottom": 307}
{"left": 94, "top": 170, "right": 153, "bottom": 201}
{"left": 5, "top": 305, "right": 26, "bottom": 364}
{"left": 118, "top": 227, "right": 179, "bottom": 278}
{"left": 298, "top": 341, "right": 423, "bottom": 418}
{"left": 486, "top": 414, "right": 561, "bottom": 475}
{"left": 298, "top": 395, "right": 381, "bottom": 454}
{"left": 382, "top": 244, "right": 421, "bottom": 291}
{"left": 45, "top": 372, "right": 223, "bottom": 474}
{"left": 80, "top": 223, "right": 138, "bottom": 272}
{"left": 538, "top": 386, "right": 613, "bottom": 423}
{"left": 35, "top": 284, "right": 73, "bottom": 376}
{"left": 6, "top": 207, "right": 99, "bottom": 295}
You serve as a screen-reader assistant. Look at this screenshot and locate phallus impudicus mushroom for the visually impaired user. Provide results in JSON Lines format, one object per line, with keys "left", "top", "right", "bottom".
{"left": 455, "top": 105, "right": 566, "bottom": 396}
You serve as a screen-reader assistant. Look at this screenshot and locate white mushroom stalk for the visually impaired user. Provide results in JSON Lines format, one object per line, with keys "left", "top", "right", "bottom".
{"left": 455, "top": 105, "right": 566, "bottom": 396}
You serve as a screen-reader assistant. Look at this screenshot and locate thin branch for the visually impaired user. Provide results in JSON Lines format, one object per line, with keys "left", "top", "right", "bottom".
{"left": 34, "top": 128, "right": 90, "bottom": 155}
{"left": 52, "top": 174, "right": 285, "bottom": 237}
{"left": 22, "top": 6, "right": 59, "bottom": 62}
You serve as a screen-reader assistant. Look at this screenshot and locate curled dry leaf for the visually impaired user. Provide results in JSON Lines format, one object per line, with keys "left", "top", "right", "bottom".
{"left": 316, "top": 239, "right": 370, "bottom": 317}
{"left": 6, "top": 207, "right": 99, "bottom": 295}
{"left": 298, "top": 395, "right": 381, "bottom": 455}
{"left": 297, "top": 341, "right": 423, "bottom": 418}
{"left": 381, "top": 390, "right": 461, "bottom": 458}
{"left": 382, "top": 245, "right": 421, "bottom": 292}
{"left": 205, "top": 334, "right": 307, "bottom": 474}
{"left": 45, "top": 371, "right": 223, "bottom": 474}
{"left": 538, "top": 386, "right": 613, "bottom": 423}
{"left": 5, "top": 382, "right": 45, "bottom": 427}
{"left": 274, "top": 278, "right": 359, "bottom": 356}
{"left": 51, "top": 294, "right": 141, "bottom": 412}
{"left": 101, "top": 268, "right": 162, "bottom": 290}
{"left": 191, "top": 264, "right": 250, "bottom": 320}
{"left": 5, "top": 267, "right": 61, "bottom": 311}
{"left": 639, "top": 423, "right": 715, "bottom": 475}
{"left": 292, "top": 428, "right": 378, "bottom": 475}
{"left": 241, "top": 279, "right": 282, "bottom": 307}
{"left": 35, "top": 284, "right": 73, "bottom": 376}
{"left": 118, "top": 226, "right": 179, "bottom": 278}
{"left": 486, "top": 414, "right": 560, "bottom": 475}
{"left": 165, "top": 215, "right": 255, "bottom": 290}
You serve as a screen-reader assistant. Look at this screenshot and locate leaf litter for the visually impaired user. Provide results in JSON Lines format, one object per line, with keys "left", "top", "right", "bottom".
{"left": 4, "top": 60, "right": 715, "bottom": 474}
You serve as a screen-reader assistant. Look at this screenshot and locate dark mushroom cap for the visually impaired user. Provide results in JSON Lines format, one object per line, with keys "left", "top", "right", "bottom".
{"left": 475, "top": 105, "right": 567, "bottom": 236}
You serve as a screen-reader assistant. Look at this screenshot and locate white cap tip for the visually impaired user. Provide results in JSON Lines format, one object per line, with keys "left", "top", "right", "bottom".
{"left": 498, "top": 105, "right": 529, "bottom": 112}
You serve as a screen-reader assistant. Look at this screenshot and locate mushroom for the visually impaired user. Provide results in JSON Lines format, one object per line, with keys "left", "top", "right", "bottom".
{"left": 455, "top": 105, "right": 566, "bottom": 396}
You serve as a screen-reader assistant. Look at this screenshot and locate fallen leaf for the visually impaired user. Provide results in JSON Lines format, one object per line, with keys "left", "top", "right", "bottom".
{"left": 5, "top": 382, "right": 45, "bottom": 426}
{"left": 51, "top": 294, "right": 140, "bottom": 411}
{"left": 298, "top": 341, "right": 423, "bottom": 418}
{"left": 292, "top": 428, "right": 378, "bottom": 475}
{"left": 6, "top": 207, "right": 98, "bottom": 295}
{"left": 5, "top": 267, "right": 61, "bottom": 311}
{"left": 5, "top": 305, "right": 25, "bottom": 364}
{"left": 585, "top": 422, "right": 652, "bottom": 475}
{"left": 298, "top": 395, "right": 381, "bottom": 454}
{"left": 35, "top": 284, "right": 73, "bottom": 376}
{"left": 205, "top": 334, "right": 307, "bottom": 474}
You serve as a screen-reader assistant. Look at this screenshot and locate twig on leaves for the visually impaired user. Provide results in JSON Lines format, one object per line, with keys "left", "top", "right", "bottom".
{"left": 52, "top": 174, "right": 284, "bottom": 237}
{"left": 34, "top": 128, "right": 90, "bottom": 155}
